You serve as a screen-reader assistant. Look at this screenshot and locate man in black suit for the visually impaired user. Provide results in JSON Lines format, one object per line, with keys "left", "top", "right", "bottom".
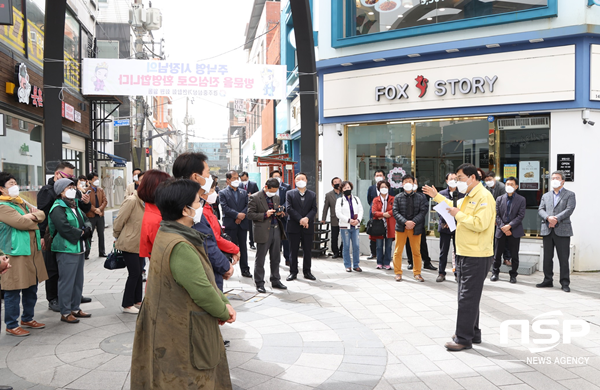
{"left": 240, "top": 171, "right": 260, "bottom": 250}
{"left": 271, "top": 170, "right": 291, "bottom": 265}
{"left": 491, "top": 177, "right": 526, "bottom": 284}
{"left": 219, "top": 170, "right": 252, "bottom": 278}
{"left": 247, "top": 178, "right": 287, "bottom": 293}
{"left": 286, "top": 172, "right": 318, "bottom": 281}
{"left": 366, "top": 170, "right": 386, "bottom": 260}
{"left": 436, "top": 173, "right": 464, "bottom": 282}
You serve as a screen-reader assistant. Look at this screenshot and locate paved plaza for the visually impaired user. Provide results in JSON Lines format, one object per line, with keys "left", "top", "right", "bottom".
{"left": 2, "top": 226, "right": 600, "bottom": 390}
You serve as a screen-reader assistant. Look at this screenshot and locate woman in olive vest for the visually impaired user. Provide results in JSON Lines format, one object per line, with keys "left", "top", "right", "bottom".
{"left": 0, "top": 172, "right": 48, "bottom": 337}
{"left": 131, "top": 179, "right": 236, "bottom": 390}
{"left": 49, "top": 178, "right": 93, "bottom": 324}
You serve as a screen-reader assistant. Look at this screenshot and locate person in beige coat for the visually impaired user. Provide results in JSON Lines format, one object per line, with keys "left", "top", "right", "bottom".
{"left": 0, "top": 172, "right": 48, "bottom": 337}
{"left": 113, "top": 192, "right": 145, "bottom": 314}
{"left": 125, "top": 168, "right": 143, "bottom": 198}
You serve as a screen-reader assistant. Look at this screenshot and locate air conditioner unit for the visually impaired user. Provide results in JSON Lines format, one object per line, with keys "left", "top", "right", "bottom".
{"left": 144, "top": 8, "right": 162, "bottom": 31}
{"left": 497, "top": 117, "right": 549, "bottom": 130}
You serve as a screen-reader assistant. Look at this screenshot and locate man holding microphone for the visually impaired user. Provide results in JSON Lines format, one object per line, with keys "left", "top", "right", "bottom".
{"left": 423, "top": 163, "right": 496, "bottom": 351}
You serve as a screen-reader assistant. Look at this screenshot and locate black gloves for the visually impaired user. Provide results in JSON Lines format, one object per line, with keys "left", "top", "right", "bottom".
{"left": 81, "top": 227, "right": 92, "bottom": 241}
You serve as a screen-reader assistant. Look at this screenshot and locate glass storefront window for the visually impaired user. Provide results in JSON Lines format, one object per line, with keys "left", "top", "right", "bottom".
{"left": 62, "top": 147, "right": 83, "bottom": 178}
{"left": 64, "top": 11, "right": 81, "bottom": 89}
{"left": 349, "top": 0, "right": 548, "bottom": 37}
{"left": 0, "top": 114, "right": 44, "bottom": 205}
{"left": 26, "top": 0, "right": 44, "bottom": 67}
{"left": 345, "top": 115, "right": 550, "bottom": 235}
{"left": 347, "top": 123, "right": 412, "bottom": 215}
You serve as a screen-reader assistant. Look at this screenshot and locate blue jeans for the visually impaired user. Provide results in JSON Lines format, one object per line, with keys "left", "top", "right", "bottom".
{"left": 4, "top": 284, "right": 38, "bottom": 329}
{"left": 341, "top": 227, "right": 360, "bottom": 268}
{"left": 376, "top": 238, "right": 394, "bottom": 266}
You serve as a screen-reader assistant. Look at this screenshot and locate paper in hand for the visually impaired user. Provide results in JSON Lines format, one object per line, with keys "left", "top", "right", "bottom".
{"left": 434, "top": 202, "right": 456, "bottom": 232}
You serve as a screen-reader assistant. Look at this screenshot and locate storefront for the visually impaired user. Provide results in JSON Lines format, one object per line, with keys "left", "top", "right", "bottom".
{"left": 318, "top": 41, "right": 600, "bottom": 271}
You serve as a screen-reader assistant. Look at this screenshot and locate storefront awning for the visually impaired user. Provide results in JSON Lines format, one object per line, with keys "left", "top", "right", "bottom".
{"left": 97, "top": 151, "right": 127, "bottom": 167}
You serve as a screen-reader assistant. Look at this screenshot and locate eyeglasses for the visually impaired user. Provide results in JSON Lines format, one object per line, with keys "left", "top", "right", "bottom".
{"left": 58, "top": 171, "right": 75, "bottom": 179}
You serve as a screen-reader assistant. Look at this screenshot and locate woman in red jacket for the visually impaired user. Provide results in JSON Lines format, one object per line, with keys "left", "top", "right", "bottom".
{"left": 371, "top": 180, "right": 396, "bottom": 270}
{"left": 138, "top": 170, "right": 171, "bottom": 258}
{"left": 201, "top": 179, "right": 240, "bottom": 264}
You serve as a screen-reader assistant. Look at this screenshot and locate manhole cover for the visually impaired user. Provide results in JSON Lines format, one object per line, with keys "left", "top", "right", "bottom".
{"left": 100, "top": 331, "right": 136, "bottom": 356}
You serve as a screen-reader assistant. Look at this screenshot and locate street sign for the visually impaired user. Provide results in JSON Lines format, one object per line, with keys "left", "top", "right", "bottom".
{"left": 114, "top": 119, "right": 130, "bottom": 127}
{"left": 277, "top": 133, "right": 292, "bottom": 140}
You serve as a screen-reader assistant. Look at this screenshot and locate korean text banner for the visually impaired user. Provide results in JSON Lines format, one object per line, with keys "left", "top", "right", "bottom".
{"left": 82, "top": 59, "right": 287, "bottom": 100}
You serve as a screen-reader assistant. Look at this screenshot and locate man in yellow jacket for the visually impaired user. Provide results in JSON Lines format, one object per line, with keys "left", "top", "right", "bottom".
{"left": 423, "top": 163, "right": 496, "bottom": 351}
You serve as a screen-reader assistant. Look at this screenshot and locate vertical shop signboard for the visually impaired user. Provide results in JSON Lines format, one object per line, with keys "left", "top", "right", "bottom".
{"left": 557, "top": 154, "right": 574, "bottom": 182}
{"left": 519, "top": 161, "right": 540, "bottom": 191}
{"left": 503, "top": 164, "right": 517, "bottom": 181}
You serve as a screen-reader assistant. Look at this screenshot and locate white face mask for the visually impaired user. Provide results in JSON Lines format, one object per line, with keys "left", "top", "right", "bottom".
{"left": 133, "top": 175, "right": 139, "bottom": 182}
{"left": 187, "top": 205, "right": 203, "bottom": 224}
{"left": 412, "top": 184, "right": 418, "bottom": 191}
{"left": 447, "top": 180, "right": 458, "bottom": 188}
{"left": 65, "top": 188, "right": 77, "bottom": 199}
{"left": 375, "top": 176, "right": 384, "bottom": 183}
{"left": 7, "top": 185, "right": 19, "bottom": 198}
{"left": 79, "top": 181, "right": 87, "bottom": 187}
{"left": 93, "top": 180, "right": 100, "bottom": 187}
{"left": 296, "top": 180, "right": 307, "bottom": 189}
{"left": 275, "top": 177, "right": 281, "bottom": 183}
{"left": 551, "top": 179, "right": 562, "bottom": 189}
{"left": 457, "top": 180, "right": 469, "bottom": 194}
{"left": 403, "top": 183, "right": 413, "bottom": 192}
{"left": 200, "top": 175, "right": 214, "bottom": 192}
{"left": 485, "top": 180, "right": 495, "bottom": 188}
{"left": 265, "top": 189, "right": 277, "bottom": 197}
{"left": 505, "top": 185, "right": 515, "bottom": 194}
{"left": 241, "top": 180, "right": 249, "bottom": 185}
{"left": 380, "top": 188, "right": 389, "bottom": 195}
{"left": 230, "top": 179, "right": 240, "bottom": 188}
{"left": 206, "top": 191, "right": 218, "bottom": 204}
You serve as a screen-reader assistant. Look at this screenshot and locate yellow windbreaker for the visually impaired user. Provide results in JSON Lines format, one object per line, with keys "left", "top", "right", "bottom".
{"left": 434, "top": 182, "right": 496, "bottom": 257}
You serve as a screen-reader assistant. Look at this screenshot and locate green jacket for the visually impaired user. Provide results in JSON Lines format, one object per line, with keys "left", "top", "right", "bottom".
{"left": 0, "top": 201, "right": 41, "bottom": 256}
{"left": 49, "top": 199, "right": 90, "bottom": 254}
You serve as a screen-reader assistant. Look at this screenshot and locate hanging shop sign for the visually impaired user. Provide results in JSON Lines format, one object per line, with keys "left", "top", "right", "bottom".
{"left": 0, "top": 0, "right": 13, "bottom": 26}
{"left": 61, "top": 101, "right": 81, "bottom": 123}
{"left": 557, "top": 154, "right": 574, "bottom": 182}
{"left": 82, "top": 59, "right": 287, "bottom": 100}
{"left": 12, "top": 63, "right": 43, "bottom": 107}
{"left": 519, "top": 161, "right": 540, "bottom": 191}
{"left": 323, "top": 45, "right": 575, "bottom": 118}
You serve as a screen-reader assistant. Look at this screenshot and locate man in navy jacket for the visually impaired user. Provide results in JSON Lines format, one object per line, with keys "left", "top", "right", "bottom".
{"left": 219, "top": 170, "right": 252, "bottom": 277}
{"left": 490, "top": 177, "right": 526, "bottom": 284}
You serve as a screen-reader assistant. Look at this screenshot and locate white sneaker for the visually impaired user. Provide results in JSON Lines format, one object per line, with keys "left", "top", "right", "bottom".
{"left": 123, "top": 306, "right": 139, "bottom": 314}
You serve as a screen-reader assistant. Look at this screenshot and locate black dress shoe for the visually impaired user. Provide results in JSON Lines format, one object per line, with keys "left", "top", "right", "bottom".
{"left": 423, "top": 263, "right": 438, "bottom": 271}
{"left": 490, "top": 273, "right": 499, "bottom": 282}
{"left": 81, "top": 297, "right": 92, "bottom": 303}
{"left": 536, "top": 281, "right": 553, "bottom": 288}
{"left": 331, "top": 254, "right": 340, "bottom": 259}
{"left": 509, "top": 277, "right": 517, "bottom": 284}
{"left": 407, "top": 264, "right": 413, "bottom": 270}
{"left": 366, "top": 255, "right": 376, "bottom": 260}
{"left": 257, "top": 286, "right": 266, "bottom": 293}
{"left": 562, "top": 285, "right": 570, "bottom": 293}
{"left": 241, "top": 271, "right": 253, "bottom": 278}
{"left": 285, "top": 261, "right": 290, "bottom": 266}
{"left": 224, "top": 340, "right": 231, "bottom": 347}
{"left": 99, "top": 253, "right": 107, "bottom": 258}
{"left": 249, "top": 245, "right": 256, "bottom": 250}
{"left": 286, "top": 273, "right": 297, "bottom": 281}
{"left": 0, "top": 385, "right": 14, "bottom": 390}
{"left": 304, "top": 273, "right": 316, "bottom": 281}
{"left": 48, "top": 299, "right": 60, "bottom": 312}
{"left": 272, "top": 281, "right": 288, "bottom": 289}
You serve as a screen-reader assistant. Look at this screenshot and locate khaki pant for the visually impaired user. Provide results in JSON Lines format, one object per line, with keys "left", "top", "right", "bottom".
{"left": 393, "top": 230, "right": 422, "bottom": 276}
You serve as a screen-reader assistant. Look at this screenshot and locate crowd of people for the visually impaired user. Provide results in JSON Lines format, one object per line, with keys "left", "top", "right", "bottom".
{"left": 0, "top": 153, "right": 577, "bottom": 387}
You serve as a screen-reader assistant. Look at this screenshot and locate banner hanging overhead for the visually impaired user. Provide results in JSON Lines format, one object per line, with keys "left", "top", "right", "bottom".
{"left": 82, "top": 59, "right": 287, "bottom": 100}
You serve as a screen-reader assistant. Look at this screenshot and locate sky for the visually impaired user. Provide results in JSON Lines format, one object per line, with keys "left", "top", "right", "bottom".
{"left": 149, "top": 0, "right": 254, "bottom": 143}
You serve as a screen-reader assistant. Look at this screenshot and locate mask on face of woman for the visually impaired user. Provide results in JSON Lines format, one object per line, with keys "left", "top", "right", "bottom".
{"left": 65, "top": 188, "right": 77, "bottom": 199}
{"left": 379, "top": 187, "right": 389, "bottom": 195}
{"left": 7, "top": 185, "right": 19, "bottom": 198}
{"left": 206, "top": 191, "right": 218, "bottom": 204}
{"left": 343, "top": 189, "right": 352, "bottom": 197}
{"left": 187, "top": 205, "right": 203, "bottom": 224}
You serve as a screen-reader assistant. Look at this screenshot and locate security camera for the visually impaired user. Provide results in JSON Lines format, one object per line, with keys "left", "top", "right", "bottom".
{"left": 584, "top": 119, "right": 595, "bottom": 126}
{"left": 336, "top": 124, "right": 343, "bottom": 136}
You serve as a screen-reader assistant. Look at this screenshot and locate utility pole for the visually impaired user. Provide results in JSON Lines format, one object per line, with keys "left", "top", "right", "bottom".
{"left": 183, "top": 97, "right": 195, "bottom": 153}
